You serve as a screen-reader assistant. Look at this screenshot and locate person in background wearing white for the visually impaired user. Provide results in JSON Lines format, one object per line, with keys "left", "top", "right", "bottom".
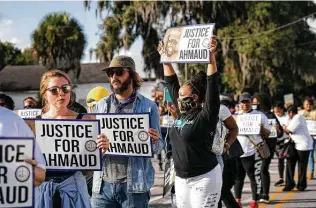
{"left": 283, "top": 105, "right": 313, "bottom": 191}
{"left": 234, "top": 92, "right": 271, "bottom": 208}
{"left": 0, "top": 106, "right": 46, "bottom": 186}
{"left": 273, "top": 102, "right": 289, "bottom": 187}
{"left": 299, "top": 98, "right": 316, "bottom": 179}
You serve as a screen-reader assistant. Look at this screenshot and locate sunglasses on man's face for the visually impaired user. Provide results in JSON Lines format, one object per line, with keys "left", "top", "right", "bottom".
{"left": 106, "top": 68, "right": 129, "bottom": 77}
{"left": 46, "top": 84, "right": 72, "bottom": 95}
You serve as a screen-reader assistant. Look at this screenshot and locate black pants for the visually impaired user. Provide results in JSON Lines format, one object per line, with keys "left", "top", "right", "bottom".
{"left": 260, "top": 138, "right": 277, "bottom": 197}
{"left": 278, "top": 158, "right": 285, "bottom": 179}
{"left": 234, "top": 155, "right": 257, "bottom": 200}
{"left": 286, "top": 149, "right": 310, "bottom": 190}
{"left": 218, "top": 159, "right": 240, "bottom": 208}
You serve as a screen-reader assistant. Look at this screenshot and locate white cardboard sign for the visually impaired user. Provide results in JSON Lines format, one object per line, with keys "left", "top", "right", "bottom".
{"left": 17, "top": 109, "right": 41, "bottom": 119}
{"left": 306, "top": 120, "right": 316, "bottom": 136}
{"left": 160, "top": 24, "right": 215, "bottom": 63}
{"left": 0, "top": 138, "right": 34, "bottom": 208}
{"left": 234, "top": 114, "right": 262, "bottom": 135}
{"left": 268, "top": 119, "right": 277, "bottom": 138}
{"left": 96, "top": 113, "right": 152, "bottom": 157}
{"left": 30, "top": 119, "right": 101, "bottom": 171}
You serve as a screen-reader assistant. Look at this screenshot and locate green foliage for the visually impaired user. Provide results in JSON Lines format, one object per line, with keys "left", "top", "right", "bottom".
{"left": 31, "top": 12, "right": 86, "bottom": 78}
{"left": 85, "top": 1, "right": 316, "bottom": 101}
{"left": 0, "top": 41, "right": 37, "bottom": 70}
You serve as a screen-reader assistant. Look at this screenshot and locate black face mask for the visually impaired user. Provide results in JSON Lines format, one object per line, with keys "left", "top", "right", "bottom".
{"left": 177, "top": 96, "right": 199, "bottom": 114}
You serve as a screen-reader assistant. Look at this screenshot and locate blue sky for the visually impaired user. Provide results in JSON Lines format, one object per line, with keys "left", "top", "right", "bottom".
{"left": 0, "top": 1, "right": 146, "bottom": 75}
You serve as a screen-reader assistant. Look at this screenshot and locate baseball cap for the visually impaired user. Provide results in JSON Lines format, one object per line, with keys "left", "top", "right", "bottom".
{"left": 86, "top": 86, "right": 110, "bottom": 107}
{"left": 220, "top": 94, "right": 233, "bottom": 102}
{"left": 239, "top": 92, "right": 251, "bottom": 102}
{"left": 102, "top": 55, "right": 136, "bottom": 71}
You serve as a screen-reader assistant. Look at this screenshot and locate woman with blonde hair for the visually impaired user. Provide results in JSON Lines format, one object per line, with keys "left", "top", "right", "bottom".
{"left": 35, "top": 69, "right": 109, "bottom": 208}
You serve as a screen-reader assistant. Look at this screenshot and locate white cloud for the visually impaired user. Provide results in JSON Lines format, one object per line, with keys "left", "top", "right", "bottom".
{"left": 0, "top": 18, "right": 30, "bottom": 49}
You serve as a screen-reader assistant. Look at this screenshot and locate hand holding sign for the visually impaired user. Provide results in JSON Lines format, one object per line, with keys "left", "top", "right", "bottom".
{"left": 97, "top": 133, "right": 110, "bottom": 153}
{"left": 209, "top": 36, "right": 217, "bottom": 54}
{"left": 24, "top": 158, "right": 45, "bottom": 186}
{"left": 148, "top": 128, "right": 159, "bottom": 144}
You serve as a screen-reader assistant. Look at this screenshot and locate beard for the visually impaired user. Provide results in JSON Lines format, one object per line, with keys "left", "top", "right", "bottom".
{"left": 110, "top": 76, "right": 132, "bottom": 94}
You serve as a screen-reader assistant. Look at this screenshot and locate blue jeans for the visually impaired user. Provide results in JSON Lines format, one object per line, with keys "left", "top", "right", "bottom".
{"left": 91, "top": 181, "right": 150, "bottom": 208}
{"left": 308, "top": 139, "right": 316, "bottom": 174}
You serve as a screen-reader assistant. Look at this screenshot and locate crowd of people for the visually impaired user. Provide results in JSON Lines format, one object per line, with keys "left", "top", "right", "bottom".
{"left": 0, "top": 35, "right": 315, "bottom": 208}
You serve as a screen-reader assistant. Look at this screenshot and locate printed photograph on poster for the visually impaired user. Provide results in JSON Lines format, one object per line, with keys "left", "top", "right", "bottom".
{"left": 233, "top": 114, "right": 262, "bottom": 135}
{"left": 306, "top": 120, "right": 316, "bottom": 135}
{"left": 15, "top": 109, "right": 41, "bottom": 119}
{"left": 95, "top": 113, "right": 152, "bottom": 157}
{"left": 160, "top": 24, "right": 215, "bottom": 63}
{"left": 25, "top": 119, "right": 102, "bottom": 171}
{"left": 0, "top": 138, "right": 34, "bottom": 208}
{"left": 268, "top": 119, "right": 277, "bottom": 138}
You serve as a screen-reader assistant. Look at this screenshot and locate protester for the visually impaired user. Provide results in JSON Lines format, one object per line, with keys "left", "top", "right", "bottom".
{"left": 217, "top": 95, "right": 239, "bottom": 208}
{"left": 234, "top": 92, "right": 271, "bottom": 208}
{"left": 86, "top": 86, "right": 110, "bottom": 112}
{"left": 68, "top": 91, "right": 88, "bottom": 114}
{"left": 23, "top": 97, "right": 39, "bottom": 109}
{"left": 299, "top": 98, "right": 316, "bottom": 179}
{"left": 273, "top": 102, "right": 289, "bottom": 187}
{"left": 91, "top": 55, "right": 164, "bottom": 208}
{"left": 283, "top": 105, "right": 313, "bottom": 192}
{"left": 0, "top": 93, "right": 15, "bottom": 110}
{"left": 35, "top": 69, "right": 109, "bottom": 208}
{"left": 0, "top": 106, "right": 46, "bottom": 186}
{"left": 255, "top": 93, "right": 283, "bottom": 203}
{"left": 158, "top": 36, "right": 222, "bottom": 208}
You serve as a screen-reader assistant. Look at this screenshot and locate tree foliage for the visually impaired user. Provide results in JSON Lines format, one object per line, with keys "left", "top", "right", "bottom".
{"left": 0, "top": 41, "right": 38, "bottom": 70}
{"left": 85, "top": 1, "right": 316, "bottom": 100}
{"left": 31, "top": 12, "right": 86, "bottom": 79}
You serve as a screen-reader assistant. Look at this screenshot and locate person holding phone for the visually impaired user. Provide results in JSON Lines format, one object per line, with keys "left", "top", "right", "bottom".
{"left": 158, "top": 36, "right": 222, "bottom": 208}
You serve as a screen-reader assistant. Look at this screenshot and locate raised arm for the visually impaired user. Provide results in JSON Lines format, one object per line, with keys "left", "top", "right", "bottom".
{"left": 201, "top": 36, "right": 220, "bottom": 125}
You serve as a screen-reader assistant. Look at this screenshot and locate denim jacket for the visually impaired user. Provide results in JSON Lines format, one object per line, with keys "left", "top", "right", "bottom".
{"left": 92, "top": 92, "right": 164, "bottom": 194}
{"left": 35, "top": 172, "right": 91, "bottom": 208}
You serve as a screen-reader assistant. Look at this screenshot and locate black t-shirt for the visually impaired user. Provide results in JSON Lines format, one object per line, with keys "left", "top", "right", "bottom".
{"left": 165, "top": 73, "right": 220, "bottom": 178}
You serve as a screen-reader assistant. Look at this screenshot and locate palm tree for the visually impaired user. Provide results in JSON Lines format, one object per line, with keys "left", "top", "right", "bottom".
{"left": 32, "top": 12, "right": 86, "bottom": 81}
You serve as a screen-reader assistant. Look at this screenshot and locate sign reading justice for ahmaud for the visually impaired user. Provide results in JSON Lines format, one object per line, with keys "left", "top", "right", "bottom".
{"left": 26, "top": 119, "right": 102, "bottom": 171}
{"left": 160, "top": 24, "right": 215, "bottom": 63}
{"left": 234, "top": 114, "right": 262, "bottom": 135}
{"left": 96, "top": 113, "right": 152, "bottom": 157}
{"left": 0, "top": 137, "right": 34, "bottom": 208}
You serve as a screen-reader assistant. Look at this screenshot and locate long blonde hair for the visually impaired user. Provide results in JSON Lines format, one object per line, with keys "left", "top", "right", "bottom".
{"left": 40, "top": 70, "right": 72, "bottom": 113}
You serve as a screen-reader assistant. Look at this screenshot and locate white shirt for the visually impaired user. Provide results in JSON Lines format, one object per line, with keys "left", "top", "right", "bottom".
{"left": 219, "top": 104, "right": 231, "bottom": 121}
{"left": 276, "top": 113, "right": 289, "bottom": 126}
{"left": 0, "top": 107, "right": 46, "bottom": 170}
{"left": 287, "top": 114, "right": 313, "bottom": 151}
{"left": 237, "top": 110, "right": 271, "bottom": 157}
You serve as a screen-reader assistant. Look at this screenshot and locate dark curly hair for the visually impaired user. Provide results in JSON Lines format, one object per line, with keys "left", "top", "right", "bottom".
{"left": 0, "top": 93, "right": 15, "bottom": 110}
{"left": 184, "top": 71, "right": 207, "bottom": 103}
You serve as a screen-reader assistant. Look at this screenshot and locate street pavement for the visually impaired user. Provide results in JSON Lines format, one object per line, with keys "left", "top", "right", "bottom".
{"left": 149, "top": 158, "right": 316, "bottom": 208}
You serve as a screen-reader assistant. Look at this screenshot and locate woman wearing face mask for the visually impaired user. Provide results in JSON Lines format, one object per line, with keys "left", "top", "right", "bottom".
{"left": 157, "top": 36, "right": 221, "bottom": 208}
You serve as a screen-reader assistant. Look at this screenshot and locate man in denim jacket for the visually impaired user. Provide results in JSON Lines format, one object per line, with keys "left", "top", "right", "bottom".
{"left": 91, "top": 55, "right": 164, "bottom": 208}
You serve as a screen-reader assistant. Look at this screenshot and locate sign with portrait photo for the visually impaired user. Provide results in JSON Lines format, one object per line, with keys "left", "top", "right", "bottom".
{"left": 25, "top": 119, "right": 102, "bottom": 171}
{"left": 234, "top": 114, "right": 262, "bottom": 135}
{"left": 268, "top": 119, "right": 277, "bottom": 138}
{"left": 160, "top": 24, "right": 215, "bottom": 63}
{"left": 0, "top": 137, "right": 34, "bottom": 208}
{"left": 95, "top": 113, "right": 152, "bottom": 157}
